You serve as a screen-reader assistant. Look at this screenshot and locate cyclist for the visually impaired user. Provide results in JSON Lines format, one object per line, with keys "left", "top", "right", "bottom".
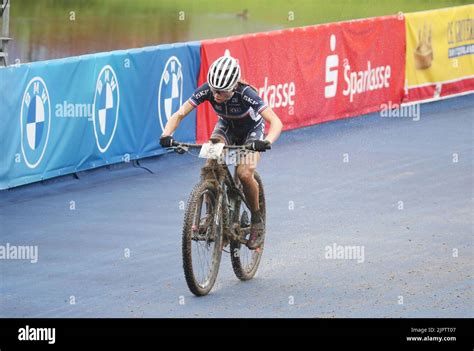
{"left": 160, "top": 55, "right": 283, "bottom": 249}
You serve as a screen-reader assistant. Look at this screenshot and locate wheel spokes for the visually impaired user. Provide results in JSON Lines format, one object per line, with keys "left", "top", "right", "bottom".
{"left": 191, "top": 190, "right": 220, "bottom": 288}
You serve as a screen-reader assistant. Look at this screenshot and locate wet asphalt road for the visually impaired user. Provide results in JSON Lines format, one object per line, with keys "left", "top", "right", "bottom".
{"left": 1, "top": 95, "right": 472, "bottom": 317}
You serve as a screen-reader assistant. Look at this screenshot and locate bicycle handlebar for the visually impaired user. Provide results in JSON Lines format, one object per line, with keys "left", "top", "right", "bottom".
{"left": 170, "top": 140, "right": 272, "bottom": 151}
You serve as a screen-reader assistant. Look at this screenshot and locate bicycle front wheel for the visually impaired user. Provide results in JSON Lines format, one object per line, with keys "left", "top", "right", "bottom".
{"left": 182, "top": 181, "right": 224, "bottom": 296}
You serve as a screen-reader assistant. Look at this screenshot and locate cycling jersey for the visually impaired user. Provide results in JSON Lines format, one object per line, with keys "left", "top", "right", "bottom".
{"left": 188, "top": 82, "right": 268, "bottom": 125}
{"left": 188, "top": 82, "right": 268, "bottom": 145}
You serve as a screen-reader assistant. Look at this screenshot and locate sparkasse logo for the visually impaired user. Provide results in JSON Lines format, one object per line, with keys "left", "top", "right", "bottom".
{"left": 324, "top": 34, "right": 392, "bottom": 102}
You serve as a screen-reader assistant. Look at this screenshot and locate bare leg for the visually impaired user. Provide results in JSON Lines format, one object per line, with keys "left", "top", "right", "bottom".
{"left": 237, "top": 151, "right": 264, "bottom": 249}
{"left": 236, "top": 152, "right": 261, "bottom": 213}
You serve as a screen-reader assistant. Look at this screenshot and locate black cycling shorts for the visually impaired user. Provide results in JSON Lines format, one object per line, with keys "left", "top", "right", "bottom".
{"left": 210, "top": 118, "right": 265, "bottom": 145}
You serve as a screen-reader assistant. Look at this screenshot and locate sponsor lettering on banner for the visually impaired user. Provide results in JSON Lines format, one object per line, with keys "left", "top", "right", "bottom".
{"left": 257, "top": 77, "right": 296, "bottom": 110}
{"left": 0, "top": 42, "right": 201, "bottom": 189}
{"left": 405, "top": 5, "right": 474, "bottom": 102}
{"left": 196, "top": 16, "right": 405, "bottom": 142}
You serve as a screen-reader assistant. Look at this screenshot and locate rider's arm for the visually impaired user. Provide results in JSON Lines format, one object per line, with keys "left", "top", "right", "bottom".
{"left": 161, "top": 101, "right": 195, "bottom": 136}
{"left": 241, "top": 85, "right": 283, "bottom": 145}
{"left": 261, "top": 107, "right": 283, "bottom": 144}
{"left": 162, "top": 83, "right": 211, "bottom": 137}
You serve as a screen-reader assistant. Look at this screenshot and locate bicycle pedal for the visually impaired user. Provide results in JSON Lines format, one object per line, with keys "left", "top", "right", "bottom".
{"left": 221, "top": 239, "right": 230, "bottom": 250}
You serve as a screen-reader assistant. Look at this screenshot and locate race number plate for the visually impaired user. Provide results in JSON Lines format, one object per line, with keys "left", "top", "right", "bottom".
{"left": 199, "top": 142, "right": 225, "bottom": 159}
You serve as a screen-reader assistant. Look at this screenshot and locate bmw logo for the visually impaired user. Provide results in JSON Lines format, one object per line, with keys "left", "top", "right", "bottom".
{"left": 92, "top": 65, "right": 120, "bottom": 153}
{"left": 20, "top": 77, "right": 51, "bottom": 169}
{"left": 158, "top": 56, "right": 183, "bottom": 131}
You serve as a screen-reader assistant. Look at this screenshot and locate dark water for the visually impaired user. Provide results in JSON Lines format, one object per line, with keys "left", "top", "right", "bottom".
{"left": 4, "top": 0, "right": 470, "bottom": 64}
{"left": 7, "top": 0, "right": 278, "bottom": 63}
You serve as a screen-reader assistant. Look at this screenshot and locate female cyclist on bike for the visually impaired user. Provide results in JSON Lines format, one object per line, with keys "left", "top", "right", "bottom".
{"left": 160, "top": 55, "right": 283, "bottom": 249}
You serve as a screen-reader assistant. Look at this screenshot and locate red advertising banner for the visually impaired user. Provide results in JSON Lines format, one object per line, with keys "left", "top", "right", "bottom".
{"left": 196, "top": 16, "right": 406, "bottom": 143}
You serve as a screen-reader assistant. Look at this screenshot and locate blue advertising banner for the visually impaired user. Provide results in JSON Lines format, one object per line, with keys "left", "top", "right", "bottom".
{"left": 0, "top": 42, "right": 201, "bottom": 189}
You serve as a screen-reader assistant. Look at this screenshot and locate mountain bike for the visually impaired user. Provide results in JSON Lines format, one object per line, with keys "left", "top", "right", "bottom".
{"left": 169, "top": 139, "right": 270, "bottom": 296}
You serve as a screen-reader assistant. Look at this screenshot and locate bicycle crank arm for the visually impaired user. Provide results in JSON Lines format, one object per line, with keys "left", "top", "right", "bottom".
{"left": 230, "top": 223, "right": 250, "bottom": 244}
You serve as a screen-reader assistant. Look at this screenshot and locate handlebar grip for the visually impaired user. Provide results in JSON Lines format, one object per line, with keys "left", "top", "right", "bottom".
{"left": 244, "top": 142, "right": 272, "bottom": 151}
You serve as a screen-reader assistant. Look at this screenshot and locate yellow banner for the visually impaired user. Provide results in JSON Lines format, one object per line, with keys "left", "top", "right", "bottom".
{"left": 406, "top": 5, "right": 474, "bottom": 87}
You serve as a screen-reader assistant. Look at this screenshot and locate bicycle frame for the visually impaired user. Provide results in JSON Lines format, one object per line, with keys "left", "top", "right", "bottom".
{"left": 202, "top": 159, "right": 250, "bottom": 245}
{"left": 170, "top": 141, "right": 255, "bottom": 243}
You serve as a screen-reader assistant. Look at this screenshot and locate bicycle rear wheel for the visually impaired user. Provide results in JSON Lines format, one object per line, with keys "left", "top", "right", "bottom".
{"left": 230, "top": 172, "right": 266, "bottom": 281}
{"left": 182, "top": 181, "right": 224, "bottom": 296}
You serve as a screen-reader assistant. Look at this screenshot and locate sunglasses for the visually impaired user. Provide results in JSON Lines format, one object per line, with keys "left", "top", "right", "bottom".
{"left": 210, "top": 88, "right": 233, "bottom": 96}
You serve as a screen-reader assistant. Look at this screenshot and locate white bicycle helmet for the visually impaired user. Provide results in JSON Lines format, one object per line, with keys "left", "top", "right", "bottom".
{"left": 207, "top": 55, "right": 241, "bottom": 91}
